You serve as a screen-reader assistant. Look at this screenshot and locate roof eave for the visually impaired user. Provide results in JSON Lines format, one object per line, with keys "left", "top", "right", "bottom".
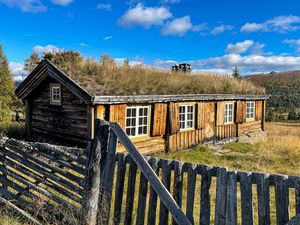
{"left": 92, "top": 94, "right": 271, "bottom": 105}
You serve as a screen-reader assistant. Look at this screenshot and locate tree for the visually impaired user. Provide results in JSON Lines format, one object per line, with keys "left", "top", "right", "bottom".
{"left": 24, "top": 53, "right": 40, "bottom": 73}
{"left": 43, "top": 50, "right": 84, "bottom": 75}
{"left": 0, "top": 45, "right": 16, "bottom": 123}
{"left": 232, "top": 65, "right": 240, "bottom": 79}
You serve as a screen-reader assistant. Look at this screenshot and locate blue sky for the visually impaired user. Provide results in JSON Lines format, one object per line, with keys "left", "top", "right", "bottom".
{"left": 1, "top": 0, "right": 300, "bottom": 79}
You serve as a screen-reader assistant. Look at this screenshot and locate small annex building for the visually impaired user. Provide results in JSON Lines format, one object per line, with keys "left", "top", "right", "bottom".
{"left": 16, "top": 60, "right": 269, "bottom": 153}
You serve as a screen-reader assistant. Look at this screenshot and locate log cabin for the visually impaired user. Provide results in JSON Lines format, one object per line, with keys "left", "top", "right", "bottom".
{"left": 16, "top": 59, "right": 269, "bottom": 153}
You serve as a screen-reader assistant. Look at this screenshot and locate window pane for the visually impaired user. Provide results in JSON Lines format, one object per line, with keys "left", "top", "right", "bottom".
{"left": 132, "top": 109, "right": 136, "bottom": 117}
{"left": 127, "top": 109, "right": 131, "bottom": 117}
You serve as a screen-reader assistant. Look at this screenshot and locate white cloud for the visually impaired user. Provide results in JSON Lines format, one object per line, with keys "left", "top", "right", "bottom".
{"left": 0, "top": 0, "right": 46, "bottom": 13}
{"left": 241, "top": 15, "right": 300, "bottom": 33}
{"left": 161, "top": 16, "right": 193, "bottom": 36}
{"left": 80, "top": 43, "right": 90, "bottom": 47}
{"left": 226, "top": 40, "right": 265, "bottom": 54}
{"left": 151, "top": 53, "right": 300, "bottom": 74}
{"left": 32, "top": 44, "right": 61, "bottom": 54}
{"left": 152, "top": 58, "right": 178, "bottom": 69}
{"left": 96, "top": 3, "right": 111, "bottom": 11}
{"left": 103, "top": 36, "right": 113, "bottom": 40}
{"left": 283, "top": 39, "right": 300, "bottom": 52}
{"left": 9, "top": 62, "right": 28, "bottom": 81}
{"left": 160, "top": 0, "right": 180, "bottom": 4}
{"left": 118, "top": 3, "right": 172, "bottom": 28}
{"left": 114, "top": 57, "right": 143, "bottom": 66}
{"left": 210, "top": 24, "right": 234, "bottom": 35}
{"left": 191, "top": 23, "right": 208, "bottom": 32}
{"left": 190, "top": 54, "right": 300, "bottom": 73}
{"left": 51, "top": 0, "right": 73, "bottom": 6}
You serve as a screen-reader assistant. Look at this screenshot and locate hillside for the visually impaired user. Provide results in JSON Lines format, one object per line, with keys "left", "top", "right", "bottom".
{"left": 244, "top": 71, "right": 300, "bottom": 109}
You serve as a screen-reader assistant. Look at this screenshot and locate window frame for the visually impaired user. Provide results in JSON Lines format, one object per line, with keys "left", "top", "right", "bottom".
{"left": 50, "top": 83, "right": 61, "bottom": 105}
{"left": 246, "top": 101, "right": 255, "bottom": 120}
{"left": 224, "top": 102, "right": 234, "bottom": 125}
{"left": 179, "top": 104, "right": 195, "bottom": 131}
{"left": 125, "top": 105, "right": 151, "bottom": 138}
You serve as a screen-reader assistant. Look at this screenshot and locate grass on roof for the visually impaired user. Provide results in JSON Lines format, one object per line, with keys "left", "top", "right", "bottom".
{"left": 44, "top": 52, "right": 265, "bottom": 96}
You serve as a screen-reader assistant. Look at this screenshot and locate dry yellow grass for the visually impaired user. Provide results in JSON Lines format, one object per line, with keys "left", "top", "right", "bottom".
{"left": 155, "top": 122, "right": 300, "bottom": 176}
{"left": 45, "top": 53, "right": 265, "bottom": 95}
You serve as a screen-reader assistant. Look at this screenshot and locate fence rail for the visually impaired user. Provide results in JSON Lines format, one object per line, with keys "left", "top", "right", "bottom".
{"left": 0, "top": 120, "right": 299, "bottom": 225}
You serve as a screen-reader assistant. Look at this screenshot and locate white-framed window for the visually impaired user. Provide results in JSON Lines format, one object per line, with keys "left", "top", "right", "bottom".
{"left": 125, "top": 106, "right": 150, "bottom": 137}
{"left": 50, "top": 83, "right": 61, "bottom": 105}
{"left": 179, "top": 105, "right": 195, "bottom": 130}
{"left": 246, "top": 101, "right": 255, "bottom": 119}
{"left": 224, "top": 103, "right": 234, "bottom": 124}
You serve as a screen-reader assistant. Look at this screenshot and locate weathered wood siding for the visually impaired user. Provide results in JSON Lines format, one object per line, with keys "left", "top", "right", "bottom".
{"left": 28, "top": 77, "right": 88, "bottom": 146}
{"left": 236, "top": 100, "right": 265, "bottom": 135}
{"left": 96, "top": 99, "right": 265, "bottom": 153}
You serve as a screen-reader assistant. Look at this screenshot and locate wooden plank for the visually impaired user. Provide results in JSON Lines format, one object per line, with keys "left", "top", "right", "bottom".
{"left": 236, "top": 100, "right": 244, "bottom": 124}
{"left": 0, "top": 147, "right": 83, "bottom": 194}
{"left": 0, "top": 165, "right": 76, "bottom": 211}
{"left": 256, "top": 173, "right": 271, "bottom": 225}
{"left": 172, "top": 161, "right": 184, "bottom": 225}
{"left": 186, "top": 163, "right": 197, "bottom": 225}
{"left": 81, "top": 122, "right": 108, "bottom": 225}
{"left": 113, "top": 154, "right": 127, "bottom": 225}
{"left": 216, "top": 102, "right": 224, "bottom": 126}
{"left": 225, "top": 171, "right": 237, "bottom": 225}
{"left": 136, "top": 173, "right": 148, "bottom": 225}
{"left": 262, "top": 100, "right": 266, "bottom": 131}
{"left": 25, "top": 99, "right": 31, "bottom": 139}
{"left": 240, "top": 172, "right": 253, "bottom": 225}
{"left": 255, "top": 100, "right": 263, "bottom": 121}
{"left": 214, "top": 167, "right": 227, "bottom": 225}
{"left": 159, "top": 159, "right": 172, "bottom": 225}
{"left": 109, "top": 104, "right": 126, "bottom": 129}
{"left": 98, "top": 129, "right": 118, "bottom": 225}
{"left": 0, "top": 155, "right": 82, "bottom": 204}
{"left": 296, "top": 181, "right": 300, "bottom": 214}
{"left": 147, "top": 158, "right": 159, "bottom": 225}
{"left": 3, "top": 145, "right": 84, "bottom": 186}
{"left": 124, "top": 157, "right": 138, "bottom": 225}
{"left": 153, "top": 103, "right": 167, "bottom": 136}
{"left": 169, "top": 102, "right": 180, "bottom": 135}
{"left": 275, "top": 175, "right": 290, "bottom": 225}
{"left": 197, "top": 102, "right": 205, "bottom": 130}
{"left": 200, "top": 166, "right": 212, "bottom": 225}
{"left": 96, "top": 105, "right": 106, "bottom": 119}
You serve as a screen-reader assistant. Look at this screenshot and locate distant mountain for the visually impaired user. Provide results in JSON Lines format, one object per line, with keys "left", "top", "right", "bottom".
{"left": 244, "top": 71, "right": 300, "bottom": 109}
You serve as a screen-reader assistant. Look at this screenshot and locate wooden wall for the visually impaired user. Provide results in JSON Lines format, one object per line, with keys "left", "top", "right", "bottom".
{"left": 96, "top": 99, "right": 266, "bottom": 153}
{"left": 28, "top": 77, "right": 88, "bottom": 147}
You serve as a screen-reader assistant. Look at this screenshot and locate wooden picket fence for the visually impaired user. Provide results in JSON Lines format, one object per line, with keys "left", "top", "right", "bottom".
{"left": 0, "top": 120, "right": 299, "bottom": 224}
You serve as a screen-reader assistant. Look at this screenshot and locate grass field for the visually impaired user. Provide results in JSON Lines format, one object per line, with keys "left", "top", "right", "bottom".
{"left": 155, "top": 122, "right": 300, "bottom": 176}
{"left": 0, "top": 122, "right": 299, "bottom": 224}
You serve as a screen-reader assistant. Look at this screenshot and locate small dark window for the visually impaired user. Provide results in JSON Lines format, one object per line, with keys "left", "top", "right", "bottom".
{"left": 50, "top": 83, "right": 61, "bottom": 105}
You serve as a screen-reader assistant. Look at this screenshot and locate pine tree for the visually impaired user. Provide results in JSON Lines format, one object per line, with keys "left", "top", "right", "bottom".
{"left": 24, "top": 53, "right": 40, "bottom": 73}
{"left": 0, "top": 45, "right": 16, "bottom": 123}
{"left": 232, "top": 65, "right": 240, "bottom": 79}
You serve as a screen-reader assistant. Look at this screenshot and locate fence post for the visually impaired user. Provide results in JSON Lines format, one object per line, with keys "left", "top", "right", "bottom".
{"left": 81, "top": 120, "right": 109, "bottom": 225}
